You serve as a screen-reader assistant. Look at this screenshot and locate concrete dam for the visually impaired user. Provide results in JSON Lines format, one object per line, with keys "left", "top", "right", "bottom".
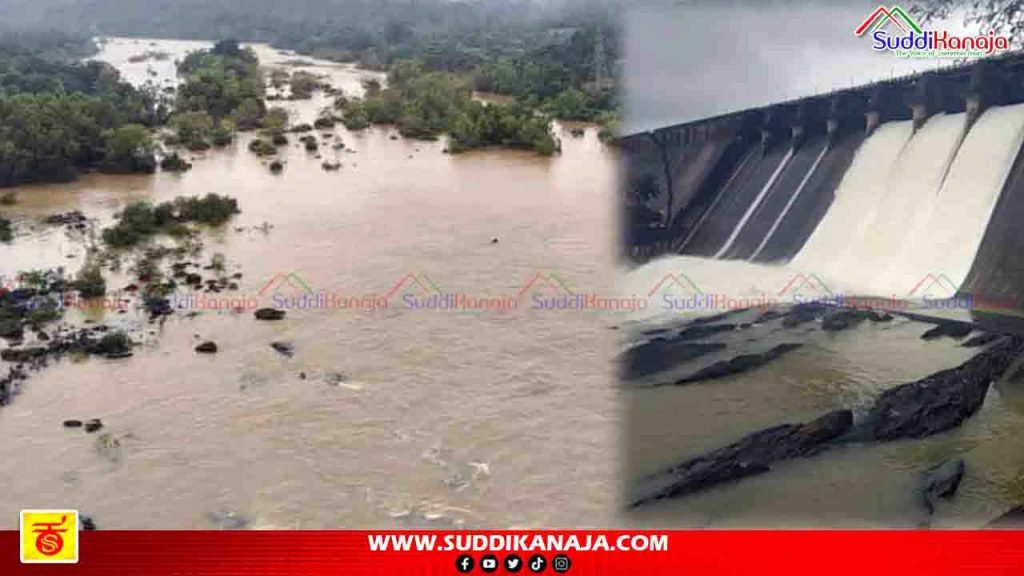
{"left": 621, "top": 52, "right": 1024, "bottom": 307}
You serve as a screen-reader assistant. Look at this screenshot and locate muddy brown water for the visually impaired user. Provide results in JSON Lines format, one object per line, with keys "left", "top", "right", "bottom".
{"left": 0, "top": 38, "right": 619, "bottom": 528}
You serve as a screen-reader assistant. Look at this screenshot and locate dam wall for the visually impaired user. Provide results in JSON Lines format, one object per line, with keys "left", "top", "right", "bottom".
{"left": 621, "top": 51, "right": 1024, "bottom": 309}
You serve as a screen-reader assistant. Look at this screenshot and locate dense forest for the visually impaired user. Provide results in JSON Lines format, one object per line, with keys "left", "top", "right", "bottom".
{"left": 0, "top": 0, "right": 621, "bottom": 121}
{"left": 0, "top": 29, "right": 165, "bottom": 187}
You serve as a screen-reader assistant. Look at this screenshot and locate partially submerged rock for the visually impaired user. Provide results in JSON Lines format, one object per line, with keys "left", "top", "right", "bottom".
{"left": 988, "top": 505, "right": 1024, "bottom": 528}
{"left": 270, "top": 341, "right": 294, "bottom": 358}
{"left": 195, "top": 341, "right": 218, "bottom": 354}
{"left": 621, "top": 340, "right": 726, "bottom": 380}
{"left": 632, "top": 409, "right": 853, "bottom": 506}
{"left": 859, "top": 336, "right": 1023, "bottom": 441}
{"left": 673, "top": 343, "right": 802, "bottom": 385}
{"left": 922, "top": 458, "right": 965, "bottom": 514}
{"left": 921, "top": 320, "right": 974, "bottom": 340}
{"left": 254, "top": 308, "right": 286, "bottom": 321}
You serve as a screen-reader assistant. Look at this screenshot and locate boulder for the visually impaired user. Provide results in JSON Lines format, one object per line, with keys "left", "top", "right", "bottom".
{"left": 921, "top": 320, "right": 974, "bottom": 340}
{"left": 621, "top": 340, "right": 726, "bottom": 380}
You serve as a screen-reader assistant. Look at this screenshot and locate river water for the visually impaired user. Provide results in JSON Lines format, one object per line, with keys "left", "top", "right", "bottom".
{"left": 0, "top": 38, "right": 619, "bottom": 528}
{"left": 622, "top": 256, "right": 1024, "bottom": 528}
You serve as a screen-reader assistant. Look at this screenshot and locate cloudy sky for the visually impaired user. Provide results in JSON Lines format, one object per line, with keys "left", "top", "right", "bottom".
{"left": 623, "top": 0, "right": 978, "bottom": 134}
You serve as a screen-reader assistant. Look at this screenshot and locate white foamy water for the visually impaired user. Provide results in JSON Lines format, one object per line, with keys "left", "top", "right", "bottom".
{"left": 841, "top": 113, "right": 967, "bottom": 293}
{"left": 790, "top": 120, "right": 914, "bottom": 289}
{"left": 873, "top": 104, "right": 1024, "bottom": 295}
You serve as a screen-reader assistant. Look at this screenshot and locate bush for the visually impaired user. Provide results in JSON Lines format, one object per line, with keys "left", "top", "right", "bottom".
{"left": 160, "top": 152, "right": 192, "bottom": 172}
{"left": 75, "top": 261, "right": 107, "bottom": 298}
{"left": 102, "top": 194, "right": 239, "bottom": 247}
{"left": 248, "top": 138, "right": 277, "bottom": 156}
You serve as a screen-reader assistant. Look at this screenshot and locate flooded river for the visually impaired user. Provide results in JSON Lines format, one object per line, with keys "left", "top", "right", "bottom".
{"left": 0, "top": 38, "right": 619, "bottom": 528}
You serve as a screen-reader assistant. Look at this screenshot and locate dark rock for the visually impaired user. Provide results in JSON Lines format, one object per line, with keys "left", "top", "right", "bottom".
{"left": 63, "top": 419, "right": 83, "bottom": 428}
{"left": 677, "top": 323, "right": 735, "bottom": 341}
{"left": 632, "top": 409, "right": 853, "bottom": 506}
{"left": 822, "top": 308, "right": 871, "bottom": 332}
{"left": 987, "top": 505, "right": 1024, "bottom": 528}
{"left": 43, "top": 211, "right": 87, "bottom": 226}
{"left": 84, "top": 419, "right": 103, "bottom": 433}
{"left": 860, "top": 336, "right": 1024, "bottom": 441}
{"left": 144, "top": 297, "right": 173, "bottom": 318}
{"left": 921, "top": 320, "right": 975, "bottom": 340}
{"left": 184, "top": 273, "right": 202, "bottom": 286}
{"left": 674, "top": 343, "right": 803, "bottom": 385}
{"left": 962, "top": 332, "right": 1004, "bottom": 348}
{"left": 254, "top": 308, "right": 286, "bottom": 321}
{"left": 922, "top": 458, "right": 965, "bottom": 514}
{"left": 195, "top": 341, "right": 218, "bottom": 354}
{"left": 1, "top": 347, "right": 47, "bottom": 363}
{"left": 621, "top": 341, "right": 726, "bottom": 380}
{"left": 782, "top": 303, "right": 827, "bottom": 328}
{"left": 491, "top": 238, "right": 499, "bottom": 244}
{"left": 270, "top": 341, "right": 294, "bottom": 357}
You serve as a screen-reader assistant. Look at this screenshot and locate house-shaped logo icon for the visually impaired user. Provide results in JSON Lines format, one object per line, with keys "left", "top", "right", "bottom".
{"left": 854, "top": 5, "right": 923, "bottom": 37}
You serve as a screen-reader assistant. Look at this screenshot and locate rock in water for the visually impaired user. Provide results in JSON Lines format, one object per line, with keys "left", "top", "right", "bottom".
{"left": 63, "top": 419, "right": 83, "bottom": 428}
{"left": 84, "top": 418, "right": 103, "bottom": 433}
{"left": 195, "top": 341, "right": 218, "bottom": 354}
{"left": 254, "top": 308, "right": 286, "bottom": 321}
{"left": 988, "top": 506, "right": 1024, "bottom": 528}
{"left": 270, "top": 341, "right": 294, "bottom": 357}
{"left": 962, "top": 332, "right": 1004, "bottom": 348}
{"left": 862, "top": 336, "right": 1024, "bottom": 441}
{"left": 921, "top": 320, "right": 974, "bottom": 340}
{"left": 922, "top": 458, "right": 965, "bottom": 514}
{"left": 673, "top": 343, "right": 802, "bottom": 385}
{"left": 631, "top": 409, "right": 853, "bottom": 506}
{"left": 621, "top": 340, "right": 726, "bottom": 380}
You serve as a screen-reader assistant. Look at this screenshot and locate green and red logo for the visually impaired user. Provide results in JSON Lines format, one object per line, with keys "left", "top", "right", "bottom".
{"left": 855, "top": 4, "right": 1010, "bottom": 57}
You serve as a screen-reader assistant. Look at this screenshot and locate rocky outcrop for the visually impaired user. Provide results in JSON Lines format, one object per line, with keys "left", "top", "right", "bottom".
{"left": 859, "top": 337, "right": 1023, "bottom": 441}
{"left": 673, "top": 343, "right": 802, "bottom": 385}
{"left": 631, "top": 409, "right": 853, "bottom": 507}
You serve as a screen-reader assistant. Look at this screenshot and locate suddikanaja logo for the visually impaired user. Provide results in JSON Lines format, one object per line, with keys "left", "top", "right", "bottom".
{"left": 855, "top": 4, "right": 1011, "bottom": 57}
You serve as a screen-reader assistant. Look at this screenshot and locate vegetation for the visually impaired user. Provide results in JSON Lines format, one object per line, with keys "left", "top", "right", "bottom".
{"left": 172, "top": 40, "right": 264, "bottom": 148}
{"left": 2, "top": 1, "right": 621, "bottom": 119}
{"left": 102, "top": 194, "right": 240, "bottom": 247}
{"left": 74, "top": 259, "right": 107, "bottom": 297}
{"left": 0, "top": 216, "right": 11, "bottom": 242}
{"left": 338, "top": 59, "right": 558, "bottom": 155}
{"left": 0, "top": 30, "right": 167, "bottom": 186}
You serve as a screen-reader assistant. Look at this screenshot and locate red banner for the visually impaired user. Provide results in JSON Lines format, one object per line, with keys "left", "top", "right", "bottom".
{"left": 4, "top": 530, "right": 1024, "bottom": 575}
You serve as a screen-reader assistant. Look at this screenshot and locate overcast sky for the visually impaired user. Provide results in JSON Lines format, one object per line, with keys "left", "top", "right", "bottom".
{"left": 623, "top": 0, "right": 978, "bottom": 134}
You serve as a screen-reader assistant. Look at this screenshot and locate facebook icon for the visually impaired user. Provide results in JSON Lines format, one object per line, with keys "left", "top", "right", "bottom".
{"left": 456, "top": 554, "right": 475, "bottom": 573}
